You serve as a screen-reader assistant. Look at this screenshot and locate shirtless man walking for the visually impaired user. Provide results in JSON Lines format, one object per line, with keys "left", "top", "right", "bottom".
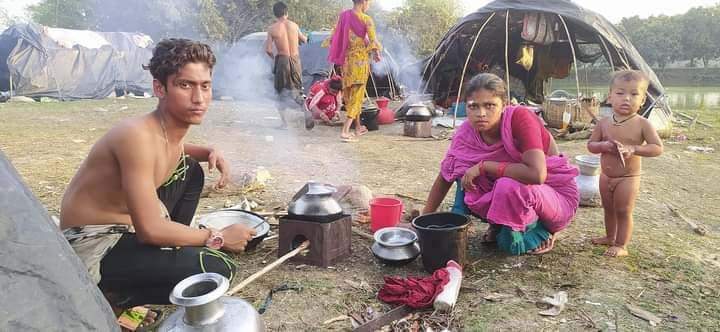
{"left": 60, "top": 39, "right": 255, "bottom": 323}
{"left": 265, "top": 1, "right": 310, "bottom": 129}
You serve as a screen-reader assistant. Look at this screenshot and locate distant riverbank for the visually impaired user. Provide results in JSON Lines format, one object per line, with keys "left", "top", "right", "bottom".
{"left": 556, "top": 67, "right": 720, "bottom": 87}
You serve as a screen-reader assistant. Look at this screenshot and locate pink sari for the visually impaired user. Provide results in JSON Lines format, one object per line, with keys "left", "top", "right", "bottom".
{"left": 327, "top": 9, "right": 368, "bottom": 66}
{"left": 440, "top": 106, "right": 579, "bottom": 232}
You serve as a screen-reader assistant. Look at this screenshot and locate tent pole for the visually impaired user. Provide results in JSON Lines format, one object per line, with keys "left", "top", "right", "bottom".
{"left": 452, "top": 12, "right": 497, "bottom": 128}
{"left": 9, "top": 72, "right": 13, "bottom": 97}
{"left": 370, "top": 68, "right": 380, "bottom": 99}
{"left": 420, "top": 40, "right": 452, "bottom": 93}
{"left": 423, "top": 13, "right": 496, "bottom": 96}
{"left": 557, "top": 15, "right": 581, "bottom": 100}
{"left": 382, "top": 49, "right": 399, "bottom": 98}
{"left": 504, "top": 10, "right": 511, "bottom": 102}
{"left": 597, "top": 35, "right": 615, "bottom": 71}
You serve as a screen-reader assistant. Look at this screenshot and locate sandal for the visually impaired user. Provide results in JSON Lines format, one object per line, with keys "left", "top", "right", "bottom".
{"left": 341, "top": 136, "right": 359, "bottom": 143}
{"left": 118, "top": 306, "right": 164, "bottom": 331}
{"left": 529, "top": 233, "right": 556, "bottom": 255}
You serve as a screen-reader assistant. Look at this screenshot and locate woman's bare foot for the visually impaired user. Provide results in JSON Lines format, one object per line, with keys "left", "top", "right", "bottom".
{"left": 530, "top": 233, "right": 556, "bottom": 255}
{"left": 355, "top": 125, "right": 368, "bottom": 136}
{"left": 591, "top": 236, "right": 614, "bottom": 246}
{"left": 604, "top": 246, "right": 628, "bottom": 257}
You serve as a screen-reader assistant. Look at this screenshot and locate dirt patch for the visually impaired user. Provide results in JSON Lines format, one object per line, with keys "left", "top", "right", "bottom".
{"left": 1, "top": 98, "right": 718, "bottom": 330}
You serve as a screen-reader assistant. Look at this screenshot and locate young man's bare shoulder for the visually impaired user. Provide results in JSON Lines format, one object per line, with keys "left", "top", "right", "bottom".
{"left": 104, "top": 115, "right": 156, "bottom": 150}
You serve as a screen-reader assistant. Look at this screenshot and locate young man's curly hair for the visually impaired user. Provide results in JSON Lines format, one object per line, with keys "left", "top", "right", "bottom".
{"left": 147, "top": 38, "right": 216, "bottom": 87}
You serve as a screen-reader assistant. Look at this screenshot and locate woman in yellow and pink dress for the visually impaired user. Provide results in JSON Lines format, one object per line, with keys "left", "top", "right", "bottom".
{"left": 326, "top": 0, "right": 382, "bottom": 142}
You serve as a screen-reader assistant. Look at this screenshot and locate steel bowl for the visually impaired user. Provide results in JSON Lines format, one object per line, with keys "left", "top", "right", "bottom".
{"left": 371, "top": 227, "right": 421, "bottom": 266}
{"left": 197, "top": 210, "right": 270, "bottom": 251}
{"left": 575, "top": 154, "right": 601, "bottom": 176}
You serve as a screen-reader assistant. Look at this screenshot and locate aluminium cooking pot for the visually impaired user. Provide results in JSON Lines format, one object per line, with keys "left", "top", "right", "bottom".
{"left": 371, "top": 227, "right": 421, "bottom": 266}
{"left": 405, "top": 103, "right": 433, "bottom": 121}
{"left": 287, "top": 182, "right": 344, "bottom": 222}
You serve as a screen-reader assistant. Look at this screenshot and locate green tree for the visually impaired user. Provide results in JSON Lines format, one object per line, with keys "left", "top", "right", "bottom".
{"left": 621, "top": 15, "right": 683, "bottom": 69}
{"left": 386, "top": 0, "right": 461, "bottom": 57}
{"left": 1, "top": 7, "right": 14, "bottom": 29}
{"left": 29, "top": 0, "right": 96, "bottom": 29}
{"left": 679, "top": 6, "right": 720, "bottom": 67}
{"left": 287, "top": 0, "right": 345, "bottom": 31}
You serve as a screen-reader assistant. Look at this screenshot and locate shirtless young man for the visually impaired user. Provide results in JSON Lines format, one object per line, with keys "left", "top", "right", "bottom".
{"left": 60, "top": 39, "right": 256, "bottom": 316}
{"left": 265, "top": 1, "right": 309, "bottom": 129}
{"left": 587, "top": 70, "right": 663, "bottom": 257}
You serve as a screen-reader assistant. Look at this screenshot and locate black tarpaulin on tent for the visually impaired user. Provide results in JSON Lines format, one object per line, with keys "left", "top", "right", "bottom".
{"left": 423, "top": 0, "right": 670, "bottom": 117}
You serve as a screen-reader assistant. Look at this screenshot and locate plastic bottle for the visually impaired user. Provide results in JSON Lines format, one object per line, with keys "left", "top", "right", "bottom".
{"left": 433, "top": 260, "right": 463, "bottom": 312}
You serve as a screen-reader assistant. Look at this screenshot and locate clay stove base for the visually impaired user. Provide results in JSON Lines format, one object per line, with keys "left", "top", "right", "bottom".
{"left": 404, "top": 120, "right": 432, "bottom": 138}
{"left": 278, "top": 215, "right": 352, "bottom": 267}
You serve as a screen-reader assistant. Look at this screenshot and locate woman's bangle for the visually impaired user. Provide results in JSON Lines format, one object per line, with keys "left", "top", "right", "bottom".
{"left": 496, "top": 162, "right": 509, "bottom": 178}
{"left": 478, "top": 161, "right": 486, "bottom": 177}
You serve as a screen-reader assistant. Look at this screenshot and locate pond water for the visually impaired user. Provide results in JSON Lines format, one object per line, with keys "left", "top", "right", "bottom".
{"left": 551, "top": 85, "right": 720, "bottom": 111}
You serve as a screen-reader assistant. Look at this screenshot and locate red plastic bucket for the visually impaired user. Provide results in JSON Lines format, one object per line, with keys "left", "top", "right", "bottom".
{"left": 375, "top": 97, "right": 390, "bottom": 109}
{"left": 370, "top": 197, "right": 403, "bottom": 232}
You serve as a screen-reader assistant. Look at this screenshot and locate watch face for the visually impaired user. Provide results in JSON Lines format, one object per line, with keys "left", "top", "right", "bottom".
{"left": 208, "top": 233, "right": 224, "bottom": 249}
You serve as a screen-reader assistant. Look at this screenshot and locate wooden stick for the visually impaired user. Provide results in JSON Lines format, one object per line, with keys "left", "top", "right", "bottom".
{"left": 323, "top": 315, "right": 349, "bottom": 326}
{"left": 352, "top": 227, "right": 375, "bottom": 241}
{"left": 353, "top": 305, "right": 414, "bottom": 332}
{"left": 255, "top": 211, "right": 288, "bottom": 217}
{"left": 675, "top": 112, "right": 714, "bottom": 128}
{"left": 396, "top": 193, "right": 426, "bottom": 202}
{"left": 226, "top": 240, "right": 310, "bottom": 296}
{"left": 666, "top": 204, "right": 708, "bottom": 236}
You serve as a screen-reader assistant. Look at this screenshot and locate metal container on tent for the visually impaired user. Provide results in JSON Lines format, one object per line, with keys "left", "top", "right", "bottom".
{"left": 419, "top": 0, "right": 673, "bottom": 134}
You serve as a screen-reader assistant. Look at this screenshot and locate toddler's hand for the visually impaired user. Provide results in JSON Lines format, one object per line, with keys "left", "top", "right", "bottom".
{"left": 618, "top": 144, "right": 635, "bottom": 159}
{"left": 604, "top": 141, "right": 618, "bottom": 154}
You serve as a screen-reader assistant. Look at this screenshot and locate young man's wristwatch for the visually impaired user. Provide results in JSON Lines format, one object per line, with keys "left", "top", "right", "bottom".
{"left": 205, "top": 229, "right": 224, "bottom": 250}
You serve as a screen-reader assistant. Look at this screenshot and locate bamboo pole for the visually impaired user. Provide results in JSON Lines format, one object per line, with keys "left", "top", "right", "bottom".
{"left": 452, "top": 12, "right": 497, "bottom": 128}
{"left": 9, "top": 72, "right": 13, "bottom": 98}
{"left": 504, "top": 10, "right": 511, "bottom": 102}
{"left": 557, "top": 15, "right": 581, "bottom": 101}
{"left": 226, "top": 240, "right": 310, "bottom": 296}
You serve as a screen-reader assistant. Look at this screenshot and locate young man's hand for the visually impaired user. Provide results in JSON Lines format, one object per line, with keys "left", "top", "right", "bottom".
{"left": 220, "top": 224, "right": 257, "bottom": 252}
{"left": 208, "top": 148, "right": 230, "bottom": 189}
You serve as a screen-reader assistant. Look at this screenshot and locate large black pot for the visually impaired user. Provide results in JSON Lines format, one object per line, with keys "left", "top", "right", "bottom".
{"left": 412, "top": 212, "right": 469, "bottom": 272}
{"left": 351, "top": 106, "right": 380, "bottom": 131}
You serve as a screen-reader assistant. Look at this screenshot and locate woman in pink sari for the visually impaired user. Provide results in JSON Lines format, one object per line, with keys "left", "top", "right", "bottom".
{"left": 423, "top": 73, "right": 579, "bottom": 255}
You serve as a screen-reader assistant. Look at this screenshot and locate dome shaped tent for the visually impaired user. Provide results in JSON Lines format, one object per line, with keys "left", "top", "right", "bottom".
{"left": 421, "top": 0, "right": 671, "bottom": 130}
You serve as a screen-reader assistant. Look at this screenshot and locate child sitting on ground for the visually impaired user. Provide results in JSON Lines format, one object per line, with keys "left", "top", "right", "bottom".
{"left": 305, "top": 76, "right": 343, "bottom": 125}
{"left": 587, "top": 70, "right": 663, "bottom": 257}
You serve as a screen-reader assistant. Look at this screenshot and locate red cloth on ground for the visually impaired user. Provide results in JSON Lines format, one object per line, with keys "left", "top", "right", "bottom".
{"left": 510, "top": 107, "right": 551, "bottom": 153}
{"left": 377, "top": 268, "right": 450, "bottom": 309}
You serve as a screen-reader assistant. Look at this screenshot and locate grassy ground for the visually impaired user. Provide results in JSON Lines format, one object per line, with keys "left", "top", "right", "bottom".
{"left": 1, "top": 98, "right": 718, "bottom": 331}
